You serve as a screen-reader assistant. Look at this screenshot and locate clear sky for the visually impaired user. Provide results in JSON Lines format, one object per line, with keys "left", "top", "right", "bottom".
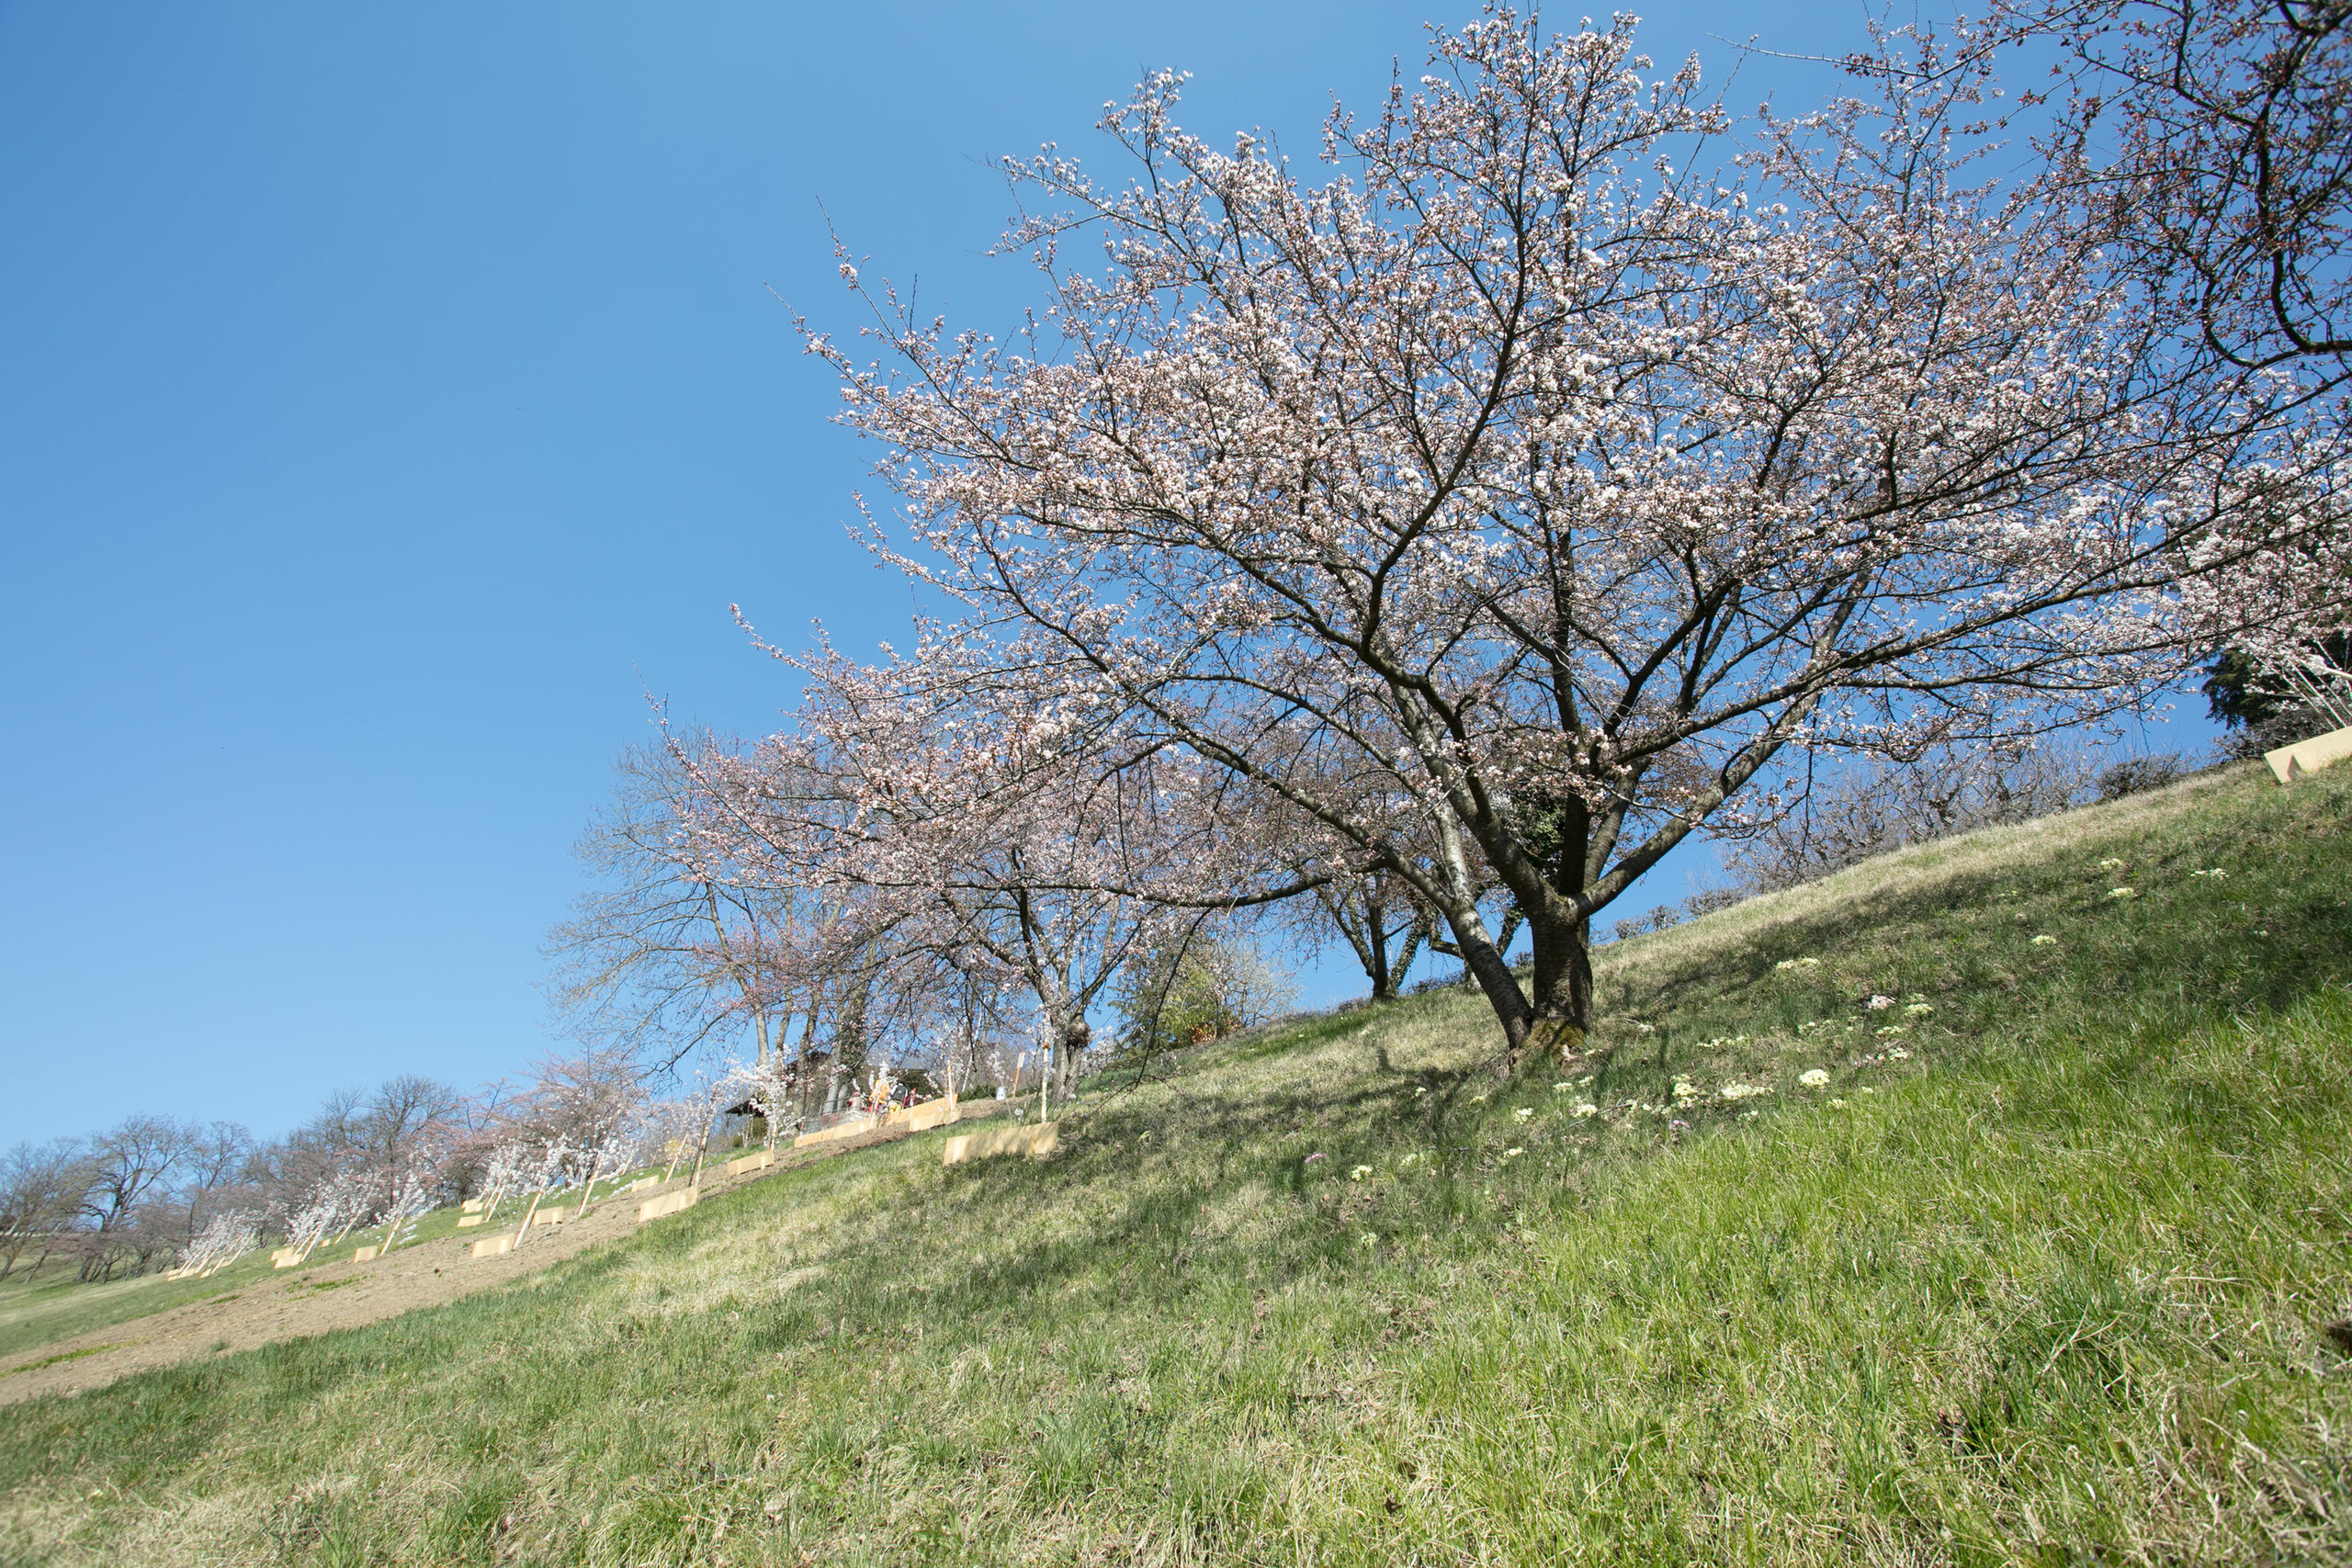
{"left": 0, "top": 2, "right": 2215, "bottom": 1147}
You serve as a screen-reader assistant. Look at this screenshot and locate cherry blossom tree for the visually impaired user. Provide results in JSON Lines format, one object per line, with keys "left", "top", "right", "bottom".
{"left": 803, "top": 7, "right": 2342, "bottom": 1066}
{"left": 175, "top": 1209, "right": 259, "bottom": 1278}
{"left": 677, "top": 633, "right": 1241, "bottom": 1098}
{"left": 548, "top": 739, "right": 818, "bottom": 1071}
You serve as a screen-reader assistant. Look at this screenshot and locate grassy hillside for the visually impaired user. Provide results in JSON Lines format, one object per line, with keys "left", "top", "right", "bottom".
{"left": 4, "top": 762, "right": 2348, "bottom": 1566}
{"left": 0, "top": 1167, "right": 670, "bottom": 1367}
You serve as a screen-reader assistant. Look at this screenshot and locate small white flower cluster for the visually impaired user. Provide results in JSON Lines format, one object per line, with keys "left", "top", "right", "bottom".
{"left": 1720, "top": 1082, "right": 1771, "bottom": 1101}
{"left": 1875, "top": 1024, "right": 1909, "bottom": 1039}
{"left": 2031, "top": 933, "right": 2058, "bottom": 945}
{"left": 2098, "top": 857, "right": 2127, "bottom": 871}
{"left": 1905, "top": 1001, "right": 1935, "bottom": 1017}
{"left": 1774, "top": 956, "right": 1822, "bottom": 973}
{"left": 1350, "top": 1164, "right": 1374, "bottom": 1181}
{"left": 1570, "top": 1101, "right": 1600, "bottom": 1119}
{"left": 1799, "top": 1068, "right": 1831, "bottom": 1087}
{"left": 1502, "top": 1147, "right": 1524, "bottom": 1159}
{"left": 1672, "top": 1078, "right": 1701, "bottom": 1104}
{"left": 1885, "top": 1046, "right": 1912, "bottom": 1061}
{"left": 1513, "top": 1107, "right": 1533, "bottom": 1121}
{"left": 1867, "top": 995, "right": 1896, "bottom": 1010}
{"left": 2108, "top": 886, "right": 2137, "bottom": 899}
{"left": 2190, "top": 867, "right": 2228, "bottom": 879}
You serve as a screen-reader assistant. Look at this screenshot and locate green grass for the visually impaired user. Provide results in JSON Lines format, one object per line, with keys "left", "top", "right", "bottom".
{"left": 3, "top": 762, "right": 2348, "bottom": 1565}
{"left": 5, "top": 1347, "right": 117, "bottom": 1376}
{"left": 0, "top": 1255, "right": 276, "bottom": 1365}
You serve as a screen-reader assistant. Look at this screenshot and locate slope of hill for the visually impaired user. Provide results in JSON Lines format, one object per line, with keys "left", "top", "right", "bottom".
{"left": 3, "top": 762, "right": 2348, "bottom": 1566}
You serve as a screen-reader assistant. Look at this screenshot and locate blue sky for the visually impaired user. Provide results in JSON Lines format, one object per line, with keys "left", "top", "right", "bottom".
{"left": 0, "top": 3, "right": 2215, "bottom": 1147}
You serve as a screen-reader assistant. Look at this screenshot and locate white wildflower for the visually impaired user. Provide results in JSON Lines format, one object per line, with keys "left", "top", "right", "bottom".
{"left": 2031, "top": 934, "right": 2057, "bottom": 945}
{"left": 1503, "top": 1147, "right": 1523, "bottom": 1159}
{"left": 1828, "top": 1098, "right": 1849, "bottom": 1107}
{"left": 1905, "top": 1002, "right": 1934, "bottom": 1017}
{"left": 1886, "top": 1047, "right": 1911, "bottom": 1061}
{"left": 1571, "top": 1101, "right": 1599, "bottom": 1119}
{"left": 1799, "top": 1068, "right": 1830, "bottom": 1088}
{"left": 2098, "top": 857, "right": 2126, "bottom": 870}
{"left": 2108, "top": 886, "right": 2136, "bottom": 899}
{"left": 1513, "top": 1107, "right": 1533, "bottom": 1122}
{"left": 1350, "top": 1165, "right": 1374, "bottom": 1181}
{"left": 1867, "top": 995, "right": 1896, "bottom": 1010}
{"left": 1720, "top": 1082, "right": 1771, "bottom": 1102}
{"left": 2190, "top": 867, "right": 2227, "bottom": 879}
{"left": 1775, "top": 957, "right": 1822, "bottom": 972}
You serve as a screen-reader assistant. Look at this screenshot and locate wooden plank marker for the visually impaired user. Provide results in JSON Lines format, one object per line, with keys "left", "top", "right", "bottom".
{"left": 456, "top": 1213, "right": 484, "bottom": 1228}
{"left": 460, "top": 1198, "right": 484, "bottom": 1214}
{"left": 353, "top": 1246, "right": 379, "bottom": 1262}
{"left": 724, "top": 1148, "right": 775, "bottom": 1178}
{"left": 637, "top": 1185, "right": 699, "bottom": 1222}
{"left": 792, "top": 1114, "right": 875, "bottom": 1150}
{"left": 902, "top": 1099, "right": 961, "bottom": 1134}
{"left": 2266, "top": 723, "right": 2352, "bottom": 784}
{"left": 470, "top": 1235, "right": 512, "bottom": 1259}
{"left": 941, "top": 1122, "right": 1059, "bottom": 1167}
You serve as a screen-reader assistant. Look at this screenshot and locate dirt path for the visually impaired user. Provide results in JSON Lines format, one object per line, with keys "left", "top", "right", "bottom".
{"left": 0, "top": 1108, "right": 989, "bottom": 1407}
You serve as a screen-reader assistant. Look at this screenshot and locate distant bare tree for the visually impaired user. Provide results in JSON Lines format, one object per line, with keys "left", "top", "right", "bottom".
{"left": 356, "top": 1075, "right": 465, "bottom": 1213}
{"left": 170, "top": 1120, "right": 256, "bottom": 1247}
{"left": 0, "top": 1139, "right": 91, "bottom": 1281}
{"left": 1727, "top": 745, "right": 2097, "bottom": 892}
{"left": 74, "top": 1117, "right": 187, "bottom": 1281}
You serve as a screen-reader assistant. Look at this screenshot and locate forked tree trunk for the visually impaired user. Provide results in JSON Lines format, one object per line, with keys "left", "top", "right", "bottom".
{"left": 1441, "top": 901, "right": 1593, "bottom": 1072}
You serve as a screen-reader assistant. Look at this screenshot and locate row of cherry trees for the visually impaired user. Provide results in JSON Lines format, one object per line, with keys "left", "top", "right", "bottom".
{"left": 562, "top": 2, "right": 2347, "bottom": 1081}
{"left": 0, "top": 1051, "right": 717, "bottom": 1284}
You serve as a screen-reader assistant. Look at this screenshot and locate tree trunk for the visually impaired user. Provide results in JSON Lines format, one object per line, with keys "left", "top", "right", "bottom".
{"left": 1520, "top": 907, "right": 1594, "bottom": 1067}
{"left": 1437, "top": 897, "right": 1593, "bottom": 1073}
